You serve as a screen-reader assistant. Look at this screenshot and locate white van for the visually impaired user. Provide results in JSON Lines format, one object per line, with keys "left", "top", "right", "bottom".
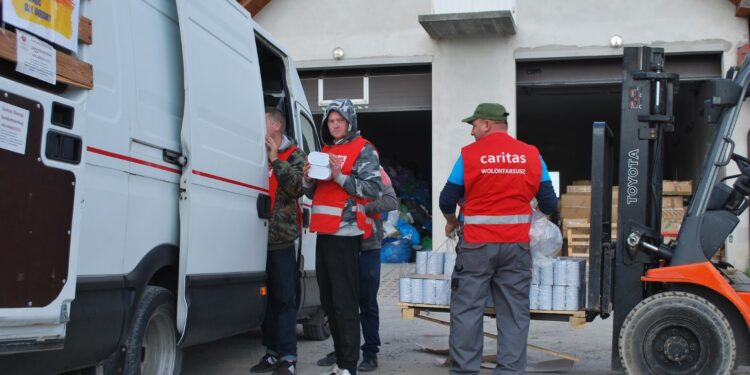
{"left": 0, "top": 1, "right": 325, "bottom": 373}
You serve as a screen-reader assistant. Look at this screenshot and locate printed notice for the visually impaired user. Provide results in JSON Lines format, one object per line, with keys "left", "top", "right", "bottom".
{"left": 16, "top": 30, "right": 57, "bottom": 84}
{"left": 2, "top": 0, "right": 80, "bottom": 51}
{"left": 0, "top": 102, "right": 31, "bottom": 155}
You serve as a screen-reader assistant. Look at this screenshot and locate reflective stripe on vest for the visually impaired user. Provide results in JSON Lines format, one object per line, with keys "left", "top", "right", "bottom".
{"left": 312, "top": 205, "right": 343, "bottom": 216}
{"left": 463, "top": 214, "right": 531, "bottom": 225}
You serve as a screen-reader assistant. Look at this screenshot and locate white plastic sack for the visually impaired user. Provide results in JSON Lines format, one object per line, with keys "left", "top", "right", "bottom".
{"left": 529, "top": 209, "right": 562, "bottom": 258}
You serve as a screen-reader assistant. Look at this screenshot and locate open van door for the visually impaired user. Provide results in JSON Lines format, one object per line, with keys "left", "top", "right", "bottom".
{"left": 175, "top": 0, "right": 269, "bottom": 347}
{"left": 0, "top": 93, "right": 83, "bottom": 354}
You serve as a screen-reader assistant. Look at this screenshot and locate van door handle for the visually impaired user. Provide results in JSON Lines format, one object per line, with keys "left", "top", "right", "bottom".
{"left": 257, "top": 194, "right": 271, "bottom": 219}
{"left": 45, "top": 131, "right": 81, "bottom": 164}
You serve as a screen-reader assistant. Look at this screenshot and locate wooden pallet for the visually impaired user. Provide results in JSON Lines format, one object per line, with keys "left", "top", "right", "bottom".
{"left": 566, "top": 222, "right": 617, "bottom": 258}
{"left": 399, "top": 302, "right": 587, "bottom": 329}
{"left": 398, "top": 303, "right": 581, "bottom": 362}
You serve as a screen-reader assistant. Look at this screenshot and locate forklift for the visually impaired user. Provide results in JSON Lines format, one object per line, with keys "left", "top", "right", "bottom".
{"left": 587, "top": 46, "right": 750, "bottom": 374}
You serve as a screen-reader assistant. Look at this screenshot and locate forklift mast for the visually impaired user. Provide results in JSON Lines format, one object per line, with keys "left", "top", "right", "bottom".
{"left": 589, "top": 45, "right": 750, "bottom": 370}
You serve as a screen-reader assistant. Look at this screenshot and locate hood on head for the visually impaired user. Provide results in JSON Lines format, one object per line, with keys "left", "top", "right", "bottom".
{"left": 321, "top": 98, "right": 358, "bottom": 145}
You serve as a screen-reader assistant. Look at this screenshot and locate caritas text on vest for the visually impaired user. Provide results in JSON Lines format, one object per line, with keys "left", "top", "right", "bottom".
{"left": 479, "top": 153, "right": 528, "bottom": 175}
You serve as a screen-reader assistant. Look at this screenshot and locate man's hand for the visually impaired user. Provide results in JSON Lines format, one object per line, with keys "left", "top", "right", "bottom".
{"left": 444, "top": 214, "right": 459, "bottom": 238}
{"left": 265, "top": 135, "right": 279, "bottom": 162}
{"left": 303, "top": 161, "right": 313, "bottom": 183}
{"left": 329, "top": 153, "right": 342, "bottom": 179}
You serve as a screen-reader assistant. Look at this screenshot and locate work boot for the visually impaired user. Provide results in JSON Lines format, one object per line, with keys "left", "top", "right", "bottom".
{"left": 250, "top": 354, "right": 280, "bottom": 373}
{"left": 358, "top": 357, "right": 377, "bottom": 372}
{"left": 320, "top": 364, "right": 351, "bottom": 375}
{"left": 272, "top": 360, "right": 296, "bottom": 375}
{"left": 316, "top": 351, "right": 337, "bottom": 367}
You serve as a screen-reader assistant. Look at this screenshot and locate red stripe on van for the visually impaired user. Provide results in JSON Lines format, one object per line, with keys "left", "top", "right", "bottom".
{"left": 86, "top": 146, "right": 268, "bottom": 194}
{"left": 87, "top": 146, "right": 181, "bottom": 174}
{"left": 192, "top": 170, "right": 269, "bottom": 193}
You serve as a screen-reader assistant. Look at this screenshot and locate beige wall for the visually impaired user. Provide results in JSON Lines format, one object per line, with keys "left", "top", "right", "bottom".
{"left": 256, "top": 0, "right": 750, "bottom": 270}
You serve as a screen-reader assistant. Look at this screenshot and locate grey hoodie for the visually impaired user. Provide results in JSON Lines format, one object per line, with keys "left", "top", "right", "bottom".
{"left": 303, "top": 99, "right": 383, "bottom": 235}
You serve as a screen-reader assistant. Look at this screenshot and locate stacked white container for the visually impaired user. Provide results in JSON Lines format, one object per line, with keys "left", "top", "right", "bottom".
{"left": 534, "top": 257, "right": 586, "bottom": 311}
{"left": 399, "top": 250, "right": 455, "bottom": 305}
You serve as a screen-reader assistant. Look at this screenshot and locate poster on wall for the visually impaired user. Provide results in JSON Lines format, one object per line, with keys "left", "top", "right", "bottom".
{"left": 2, "top": 0, "right": 80, "bottom": 51}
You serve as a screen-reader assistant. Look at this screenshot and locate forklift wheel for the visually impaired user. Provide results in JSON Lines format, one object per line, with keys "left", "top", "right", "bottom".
{"left": 619, "top": 291, "right": 736, "bottom": 375}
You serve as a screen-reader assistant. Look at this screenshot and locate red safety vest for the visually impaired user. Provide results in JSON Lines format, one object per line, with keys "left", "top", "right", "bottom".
{"left": 269, "top": 145, "right": 302, "bottom": 228}
{"left": 310, "top": 136, "right": 373, "bottom": 239}
{"left": 461, "top": 132, "right": 541, "bottom": 243}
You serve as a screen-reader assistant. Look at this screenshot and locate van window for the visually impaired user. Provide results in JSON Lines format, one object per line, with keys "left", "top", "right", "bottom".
{"left": 299, "top": 113, "right": 320, "bottom": 154}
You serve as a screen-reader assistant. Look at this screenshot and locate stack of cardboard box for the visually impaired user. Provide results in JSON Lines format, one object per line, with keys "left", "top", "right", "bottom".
{"left": 559, "top": 180, "right": 692, "bottom": 252}
{"left": 661, "top": 180, "right": 691, "bottom": 243}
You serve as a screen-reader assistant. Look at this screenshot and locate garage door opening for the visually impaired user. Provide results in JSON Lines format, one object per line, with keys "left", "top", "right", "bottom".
{"left": 517, "top": 54, "right": 720, "bottom": 254}
{"left": 517, "top": 81, "right": 714, "bottom": 195}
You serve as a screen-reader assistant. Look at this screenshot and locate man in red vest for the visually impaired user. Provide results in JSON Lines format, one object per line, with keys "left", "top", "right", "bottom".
{"left": 303, "top": 99, "right": 382, "bottom": 375}
{"left": 439, "top": 103, "right": 557, "bottom": 375}
{"left": 251, "top": 108, "right": 306, "bottom": 375}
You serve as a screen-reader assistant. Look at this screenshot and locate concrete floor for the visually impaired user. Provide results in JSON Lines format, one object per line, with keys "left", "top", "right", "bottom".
{"left": 181, "top": 263, "right": 750, "bottom": 375}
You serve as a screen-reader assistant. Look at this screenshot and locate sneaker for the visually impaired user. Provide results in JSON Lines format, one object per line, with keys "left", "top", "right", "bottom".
{"left": 320, "top": 364, "right": 351, "bottom": 375}
{"left": 272, "top": 360, "right": 296, "bottom": 375}
{"left": 358, "top": 357, "right": 377, "bottom": 372}
{"left": 250, "top": 354, "right": 279, "bottom": 373}
{"left": 316, "top": 351, "right": 337, "bottom": 367}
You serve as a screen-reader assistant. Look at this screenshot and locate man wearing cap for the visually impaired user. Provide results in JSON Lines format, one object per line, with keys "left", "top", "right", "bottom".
{"left": 439, "top": 103, "right": 557, "bottom": 375}
{"left": 303, "top": 98, "right": 382, "bottom": 375}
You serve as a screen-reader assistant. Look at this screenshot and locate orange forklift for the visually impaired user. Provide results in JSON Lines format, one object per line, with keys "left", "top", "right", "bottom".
{"left": 588, "top": 46, "right": 750, "bottom": 374}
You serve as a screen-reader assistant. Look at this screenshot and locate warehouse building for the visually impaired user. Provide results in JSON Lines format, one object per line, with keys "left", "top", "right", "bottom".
{"left": 254, "top": 0, "right": 750, "bottom": 270}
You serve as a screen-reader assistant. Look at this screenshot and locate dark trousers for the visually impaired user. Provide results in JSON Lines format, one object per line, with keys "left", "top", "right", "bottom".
{"left": 449, "top": 242, "right": 532, "bottom": 375}
{"left": 316, "top": 234, "right": 362, "bottom": 375}
{"left": 261, "top": 245, "right": 298, "bottom": 361}
{"left": 359, "top": 249, "right": 381, "bottom": 359}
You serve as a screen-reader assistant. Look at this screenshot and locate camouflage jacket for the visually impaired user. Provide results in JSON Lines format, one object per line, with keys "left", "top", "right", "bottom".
{"left": 269, "top": 139, "right": 306, "bottom": 250}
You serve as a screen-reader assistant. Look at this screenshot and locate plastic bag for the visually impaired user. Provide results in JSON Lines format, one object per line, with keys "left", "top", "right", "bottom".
{"left": 529, "top": 209, "right": 562, "bottom": 259}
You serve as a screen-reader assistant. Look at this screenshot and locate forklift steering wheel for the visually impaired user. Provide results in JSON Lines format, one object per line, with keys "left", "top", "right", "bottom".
{"left": 731, "top": 153, "right": 750, "bottom": 176}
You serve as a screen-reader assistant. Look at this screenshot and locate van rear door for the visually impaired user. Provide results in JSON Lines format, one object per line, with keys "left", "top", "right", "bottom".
{"left": 175, "top": 0, "right": 269, "bottom": 346}
{"left": 0, "top": 91, "right": 84, "bottom": 354}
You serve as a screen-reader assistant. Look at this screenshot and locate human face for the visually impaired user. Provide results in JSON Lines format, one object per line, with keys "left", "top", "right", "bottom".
{"left": 470, "top": 119, "right": 491, "bottom": 140}
{"left": 265, "top": 113, "right": 278, "bottom": 136}
{"left": 327, "top": 111, "right": 349, "bottom": 141}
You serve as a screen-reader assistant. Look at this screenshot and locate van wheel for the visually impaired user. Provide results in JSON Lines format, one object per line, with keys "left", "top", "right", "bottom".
{"left": 123, "top": 286, "right": 182, "bottom": 375}
{"left": 302, "top": 309, "right": 331, "bottom": 340}
{"left": 619, "top": 291, "right": 735, "bottom": 375}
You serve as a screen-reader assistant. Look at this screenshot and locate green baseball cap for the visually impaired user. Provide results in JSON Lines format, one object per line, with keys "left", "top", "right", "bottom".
{"left": 461, "top": 103, "right": 510, "bottom": 123}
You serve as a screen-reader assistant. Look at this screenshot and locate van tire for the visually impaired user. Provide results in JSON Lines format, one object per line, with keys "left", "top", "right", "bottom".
{"left": 619, "top": 291, "right": 735, "bottom": 375}
{"left": 123, "top": 286, "right": 182, "bottom": 375}
{"left": 302, "top": 309, "right": 331, "bottom": 340}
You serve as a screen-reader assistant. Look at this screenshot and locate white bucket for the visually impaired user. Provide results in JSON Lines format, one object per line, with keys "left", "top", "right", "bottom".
{"left": 399, "top": 277, "right": 412, "bottom": 303}
{"left": 552, "top": 285, "right": 566, "bottom": 310}
{"left": 566, "top": 260, "right": 582, "bottom": 287}
{"left": 422, "top": 279, "right": 437, "bottom": 304}
{"left": 411, "top": 278, "right": 424, "bottom": 304}
{"left": 415, "top": 251, "right": 428, "bottom": 274}
{"left": 436, "top": 279, "right": 450, "bottom": 306}
{"left": 443, "top": 252, "right": 457, "bottom": 276}
{"left": 538, "top": 285, "right": 553, "bottom": 310}
{"left": 564, "top": 286, "right": 580, "bottom": 311}
{"left": 553, "top": 259, "right": 568, "bottom": 286}
{"left": 539, "top": 261, "right": 554, "bottom": 286}
{"left": 529, "top": 283, "right": 539, "bottom": 310}
{"left": 427, "top": 252, "right": 445, "bottom": 274}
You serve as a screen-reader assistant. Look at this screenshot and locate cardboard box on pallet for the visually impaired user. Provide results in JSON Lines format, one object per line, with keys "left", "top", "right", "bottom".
{"left": 663, "top": 180, "right": 693, "bottom": 196}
